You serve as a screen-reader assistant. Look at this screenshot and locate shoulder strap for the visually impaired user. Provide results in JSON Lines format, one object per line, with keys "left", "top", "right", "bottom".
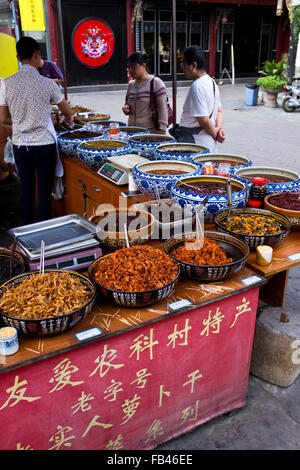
{"left": 150, "top": 76, "right": 156, "bottom": 112}
{"left": 209, "top": 78, "right": 216, "bottom": 119}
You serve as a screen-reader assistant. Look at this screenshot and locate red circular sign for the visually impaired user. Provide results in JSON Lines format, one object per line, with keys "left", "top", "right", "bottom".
{"left": 72, "top": 18, "right": 115, "bottom": 68}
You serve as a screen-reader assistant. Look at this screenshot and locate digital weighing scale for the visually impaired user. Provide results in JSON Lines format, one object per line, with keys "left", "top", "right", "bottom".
{"left": 9, "top": 214, "right": 102, "bottom": 272}
{"left": 97, "top": 154, "right": 149, "bottom": 185}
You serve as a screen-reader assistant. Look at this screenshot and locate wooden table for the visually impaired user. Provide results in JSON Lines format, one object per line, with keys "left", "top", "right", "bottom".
{"left": 246, "top": 231, "right": 300, "bottom": 307}
{"left": 0, "top": 257, "right": 265, "bottom": 450}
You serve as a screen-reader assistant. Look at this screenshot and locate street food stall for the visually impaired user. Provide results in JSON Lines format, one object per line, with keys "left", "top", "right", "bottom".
{"left": 0, "top": 110, "right": 300, "bottom": 450}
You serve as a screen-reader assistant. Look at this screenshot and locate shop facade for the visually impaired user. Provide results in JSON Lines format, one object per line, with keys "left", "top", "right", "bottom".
{"left": 0, "top": 0, "right": 292, "bottom": 85}
{"left": 43, "top": 0, "right": 291, "bottom": 88}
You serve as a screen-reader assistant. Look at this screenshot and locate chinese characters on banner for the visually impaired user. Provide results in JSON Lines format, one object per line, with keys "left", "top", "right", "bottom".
{"left": 19, "top": 0, "right": 45, "bottom": 31}
{"left": 0, "top": 290, "right": 259, "bottom": 450}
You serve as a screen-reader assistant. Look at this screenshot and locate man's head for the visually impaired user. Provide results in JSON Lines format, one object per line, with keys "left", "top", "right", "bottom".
{"left": 16, "top": 37, "right": 41, "bottom": 67}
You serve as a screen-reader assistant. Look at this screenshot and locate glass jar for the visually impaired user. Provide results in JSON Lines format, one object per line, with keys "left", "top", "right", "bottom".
{"left": 247, "top": 177, "right": 267, "bottom": 208}
{"left": 203, "top": 162, "right": 215, "bottom": 175}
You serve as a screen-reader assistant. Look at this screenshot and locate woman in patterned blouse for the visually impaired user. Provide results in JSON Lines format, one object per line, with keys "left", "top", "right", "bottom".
{"left": 122, "top": 52, "right": 169, "bottom": 134}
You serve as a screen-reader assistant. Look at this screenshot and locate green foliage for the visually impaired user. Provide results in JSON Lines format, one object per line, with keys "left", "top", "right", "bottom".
{"left": 256, "top": 59, "right": 286, "bottom": 89}
{"left": 291, "top": 6, "right": 300, "bottom": 41}
{"left": 258, "top": 60, "right": 286, "bottom": 79}
{"left": 256, "top": 76, "right": 285, "bottom": 90}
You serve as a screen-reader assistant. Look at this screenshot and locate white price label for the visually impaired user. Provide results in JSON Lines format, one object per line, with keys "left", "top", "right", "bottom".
{"left": 168, "top": 299, "right": 192, "bottom": 311}
{"left": 241, "top": 275, "right": 262, "bottom": 286}
{"left": 75, "top": 327, "right": 102, "bottom": 341}
{"left": 287, "top": 253, "right": 300, "bottom": 261}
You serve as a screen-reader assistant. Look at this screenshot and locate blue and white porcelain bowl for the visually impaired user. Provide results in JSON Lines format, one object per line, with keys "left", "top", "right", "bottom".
{"left": 193, "top": 153, "right": 252, "bottom": 174}
{"left": 128, "top": 134, "right": 176, "bottom": 157}
{"left": 77, "top": 139, "right": 131, "bottom": 170}
{"left": 155, "top": 142, "right": 209, "bottom": 163}
{"left": 234, "top": 166, "right": 300, "bottom": 195}
{"left": 57, "top": 129, "right": 103, "bottom": 157}
{"left": 171, "top": 175, "right": 246, "bottom": 223}
{"left": 89, "top": 120, "right": 127, "bottom": 129}
{"left": 132, "top": 160, "right": 201, "bottom": 199}
{"left": 119, "top": 126, "right": 150, "bottom": 136}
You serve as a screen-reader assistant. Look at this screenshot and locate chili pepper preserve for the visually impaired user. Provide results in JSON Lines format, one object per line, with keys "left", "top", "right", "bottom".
{"left": 247, "top": 177, "right": 267, "bottom": 208}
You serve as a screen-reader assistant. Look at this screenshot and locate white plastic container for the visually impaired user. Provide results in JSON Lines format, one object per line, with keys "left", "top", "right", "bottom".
{"left": 134, "top": 198, "right": 194, "bottom": 240}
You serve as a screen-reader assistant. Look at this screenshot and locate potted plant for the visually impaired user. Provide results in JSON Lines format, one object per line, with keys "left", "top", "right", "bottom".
{"left": 256, "top": 60, "right": 287, "bottom": 108}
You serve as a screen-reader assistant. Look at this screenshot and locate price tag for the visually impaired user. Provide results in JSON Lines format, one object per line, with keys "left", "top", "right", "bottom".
{"left": 287, "top": 253, "right": 300, "bottom": 261}
{"left": 241, "top": 275, "right": 262, "bottom": 286}
{"left": 168, "top": 299, "right": 192, "bottom": 311}
{"left": 75, "top": 327, "right": 102, "bottom": 341}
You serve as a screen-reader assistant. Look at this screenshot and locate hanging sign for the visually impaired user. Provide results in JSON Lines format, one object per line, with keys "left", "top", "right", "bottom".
{"left": 72, "top": 18, "right": 115, "bottom": 68}
{"left": 19, "top": 0, "right": 45, "bottom": 31}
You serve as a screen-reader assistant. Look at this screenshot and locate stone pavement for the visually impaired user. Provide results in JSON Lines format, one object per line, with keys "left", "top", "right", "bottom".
{"left": 1, "top": 83, "right": 300, "bottom": 450}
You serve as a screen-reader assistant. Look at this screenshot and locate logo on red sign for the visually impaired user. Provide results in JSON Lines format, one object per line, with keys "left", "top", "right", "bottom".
{"left": 72, "top": 18, "right": 115, "bottom": 68}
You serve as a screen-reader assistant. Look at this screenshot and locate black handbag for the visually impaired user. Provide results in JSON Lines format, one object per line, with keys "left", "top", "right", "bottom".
{"left": 169, "top": 124, "right": 203, "bottom": 143}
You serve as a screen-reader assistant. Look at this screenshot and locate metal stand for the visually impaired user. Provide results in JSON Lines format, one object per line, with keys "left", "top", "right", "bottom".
{"left": 219, "top": 68, "right": 233, "bottom": 85}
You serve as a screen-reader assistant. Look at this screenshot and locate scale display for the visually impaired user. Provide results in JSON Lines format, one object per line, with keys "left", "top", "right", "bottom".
{"left": 97, "top": 162, "right": 128, "bottom": 185}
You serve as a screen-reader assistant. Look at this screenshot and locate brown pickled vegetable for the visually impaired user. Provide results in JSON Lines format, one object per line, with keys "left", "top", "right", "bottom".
{"left": 268, "top": 193, "right": 300, "bottom": 211}
{"left": 242, "top": 174, "right": 294, "bottom": 183}
{"left": 93, "top": 245, "right": 178, "bottom": 292}
{"left": 81, "top": 140, "right": 126, "bottom": 149}
{"left": 147, "top": 169, "right": 189, "bottom": 175}
{"left": 0, "top": 272, "right": 93, "bottom": 319}
{"left": 171, "top": 237, "right": 233, "bottom": 265}
{"left": 131, "top": 136, "right": 174, "bottom": 143}
{"left": 60, "top": 131, "right": 102, "bottom": 139}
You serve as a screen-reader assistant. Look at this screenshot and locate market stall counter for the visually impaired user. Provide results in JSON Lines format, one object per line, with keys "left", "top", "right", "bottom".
{"left": 0, "top": 239, "right": 265, "bottom": 450}
{"left": 246, "top": 232, "right": 300, "bottom": 307}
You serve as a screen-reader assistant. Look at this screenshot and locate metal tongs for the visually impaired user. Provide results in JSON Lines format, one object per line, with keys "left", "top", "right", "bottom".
{"left": 226, "top": 178, "right": 233, "bottom": 221}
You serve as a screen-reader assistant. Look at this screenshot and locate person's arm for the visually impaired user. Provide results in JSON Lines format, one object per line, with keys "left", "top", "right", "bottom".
{"left": 57, "top": 99, "right": 73, "bottom": 127}
{"left": 215, "top": 106, "right": 225, "bottom": 143}
{"left": 52, "top": 78, "right": 63, "bottom": 84}
{"left": 122, "top": 86, "right": 131, "bottom": 115}
{"left": 154, "top": 79, "right": 168, "bottom": 134}
{"left": 0, "top": 81, "right": 12, "bottom": 131}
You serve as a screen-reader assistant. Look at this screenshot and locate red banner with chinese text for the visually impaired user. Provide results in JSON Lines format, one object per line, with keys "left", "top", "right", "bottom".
{"left": 0, "top": 289, "right": 259, "bottom": 450}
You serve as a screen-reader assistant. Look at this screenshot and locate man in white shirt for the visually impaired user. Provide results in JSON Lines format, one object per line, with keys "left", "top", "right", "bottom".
{"left": 179, "top": 45, "right": 225, "bottom": 153}
{"left": 0, "top": 36, "right": 73, "bottom": 224}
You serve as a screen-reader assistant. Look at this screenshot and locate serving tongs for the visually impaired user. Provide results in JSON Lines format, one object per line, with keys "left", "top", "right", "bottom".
{"left": 226, "top": 178, "right": 233, "bottom": 222}
{"left": 188, "top": 196, "right": 208, "bottom": 250}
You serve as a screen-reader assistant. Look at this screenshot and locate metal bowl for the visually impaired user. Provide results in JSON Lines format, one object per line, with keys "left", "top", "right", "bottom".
{"left": 215, "top": 207, "right": 291, "bottom": 250}
{"left": 155, "top": 142, "right": 209, "bottom": 163}
{"left": 0, "top": 270, "right": 96, "bottom": 336}
{"left": 132, "top": 160, "right": 201, "bottom": 199}
{"left": 164, "top": 231, "right": 249, "bottom": 282}
{"left": 0, "top": 247, "right": 27, "bottom": 285}
{"left": 88, "top": 253, "right": 180, "bottom": 307}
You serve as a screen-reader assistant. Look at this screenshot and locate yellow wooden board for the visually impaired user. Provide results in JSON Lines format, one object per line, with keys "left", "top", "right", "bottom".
{"left": 0, "top": 33, "right": 18, "bottom": 79}
{"left": 19, "top": 0, "right": 45, "bottom": 31}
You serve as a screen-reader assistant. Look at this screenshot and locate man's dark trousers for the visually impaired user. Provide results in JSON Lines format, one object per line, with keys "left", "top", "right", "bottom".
{"left": 13, "top": 143, "right": 56, "bottom": 225}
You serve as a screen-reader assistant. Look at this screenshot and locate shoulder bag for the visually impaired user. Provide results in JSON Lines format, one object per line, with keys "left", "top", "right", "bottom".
{"left": 150, "top": 76, "right": 173, "bottom": 129}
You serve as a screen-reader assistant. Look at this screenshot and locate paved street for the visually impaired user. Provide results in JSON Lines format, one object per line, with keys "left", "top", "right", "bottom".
{"left": 69, "top": 83, "right": 300, "bottom": 450}
{"left": 69, "top": 82, "right": 300, "bottom": 173}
